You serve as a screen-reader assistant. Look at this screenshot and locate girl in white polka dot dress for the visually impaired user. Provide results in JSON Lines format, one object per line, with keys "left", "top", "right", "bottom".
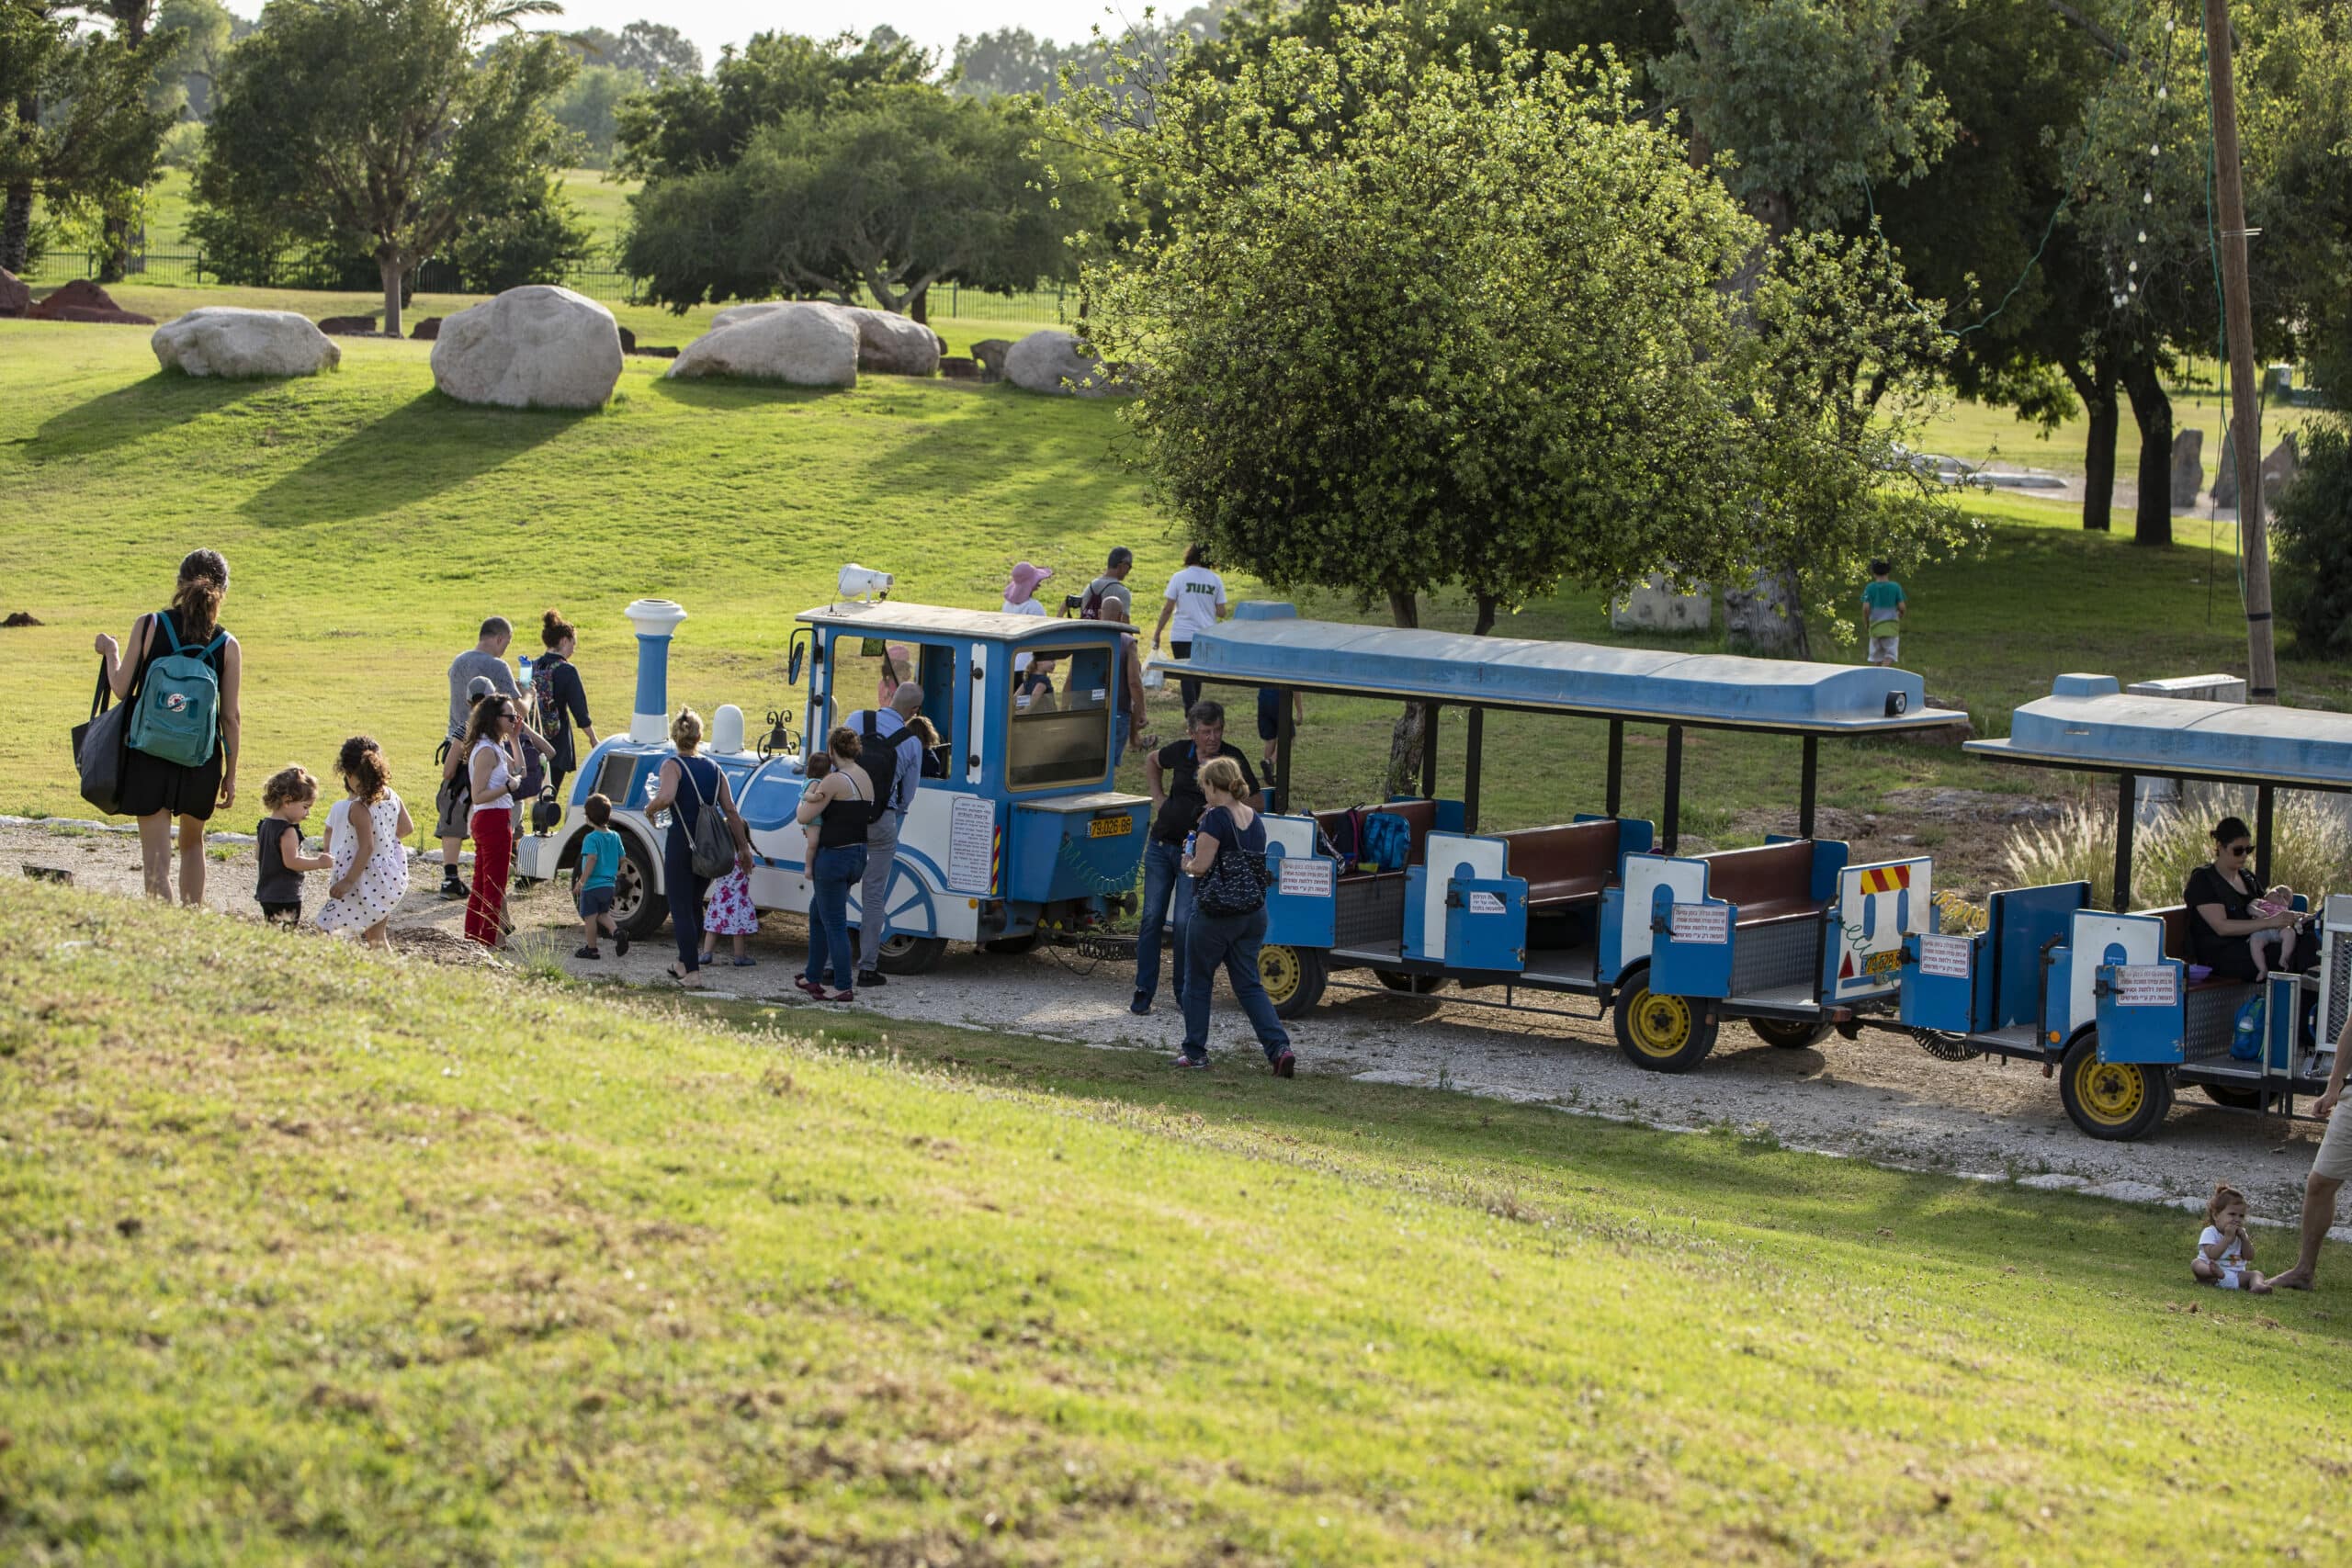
{"left": 317, "top": 736, "right": 413, "bottom": 948}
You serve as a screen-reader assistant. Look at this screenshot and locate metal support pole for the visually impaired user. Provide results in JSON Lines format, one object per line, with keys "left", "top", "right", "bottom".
{"left": 1663, "top": 725, "right": 1684, "bottom": 856}
{"left": 2256, "top": 784, "right": 2275, "bottom": 889}
{"left": 2204, "top": 0, "right": 2277, "bottom": 704}
{"left": 1464, "top": 706, "right": 1484, "bottom": 833}
{"left": 1798, "top": 737, "right": 1818, "bottom": 840}
{"left": 1420, "top": 703, "right": 1440, "bottom": 801}
{"left": 1274, "top": 685, "right": 1295, "bottom": 817}
{"left": 2114, "top": 771, "right": 2137, "bottom": 913}
{"left": 1605, "top": 720, "right": 1624, "bottom": 818}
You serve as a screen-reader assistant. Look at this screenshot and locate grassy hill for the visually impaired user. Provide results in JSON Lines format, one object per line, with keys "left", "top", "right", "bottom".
{"left": 2, "top": 876, "right": 2346, "bottom": 1562}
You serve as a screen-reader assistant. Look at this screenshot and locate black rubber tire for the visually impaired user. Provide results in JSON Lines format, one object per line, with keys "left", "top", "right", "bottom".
{"left": 1372, "top": 968, "right": 1444, "bottom": 996}
{"left": 873, "top": 933, "right": 948, "bottom": 976}
{"left": 2200, "top": 1083, "right": 2267, "bottom": 1111}
{"left": 1750, "top": 1016, "right": 1833, "bottom": 1050}
{"left": 2056, "top": 1033, "right": 2174, "bottom": 1141}
{"left": 611, "top": 832, "right": 667, "bottom": 940}
{"left": 982, "top": 932, "right": 1041, "bottom": 955}
{"left": 1259, "top": 943, "right": 1329, "bottom": 1019}
{"left": 1611, "top": 964, "right": 1721, "bottom": 1073}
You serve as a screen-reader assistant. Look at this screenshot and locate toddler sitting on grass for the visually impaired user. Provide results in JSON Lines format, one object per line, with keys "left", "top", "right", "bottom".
{"left": 2193, "top": 1183, "right": 2272, "bottom": 1292}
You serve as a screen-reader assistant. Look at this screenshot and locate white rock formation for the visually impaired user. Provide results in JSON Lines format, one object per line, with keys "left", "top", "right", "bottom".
{"left": 151, "top": 308, "right": 341, "bottom": 378}
{"left": 666, "top": 303, "right": 860, "bottom": 389}
{"left": 429, "top": 286, "right": 623, "bottom": 410}
{"left": 704, "top": 300, "right": 939, "bottom": 377}
{"left": 1004, "top": 330, "right": 1125, "bottom": 397}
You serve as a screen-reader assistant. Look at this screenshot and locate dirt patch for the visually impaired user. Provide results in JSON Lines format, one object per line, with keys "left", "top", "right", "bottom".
{"left": 2, "top": 611, "right": 42, "bottom": 627}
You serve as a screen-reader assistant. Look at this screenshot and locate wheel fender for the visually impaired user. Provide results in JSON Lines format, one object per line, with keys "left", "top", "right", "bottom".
{"left": 614, "top": 817, "right": 664, "bottom": 894}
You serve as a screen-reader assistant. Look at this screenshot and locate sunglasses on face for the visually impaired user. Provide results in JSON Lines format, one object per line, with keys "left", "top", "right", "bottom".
{"left": 2226, "top": 843, "right": 2254, "bottom": 856}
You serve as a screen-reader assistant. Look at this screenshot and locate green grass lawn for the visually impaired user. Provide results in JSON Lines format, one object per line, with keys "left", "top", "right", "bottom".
{"left": 2, "top": 877, "right": 2346, "bottom": 1562}
{"left": 557, "top": 166, "right": 639, "bottom": 255}
{"left": 6, "top": 321, "right": 2351, "bottom": 864}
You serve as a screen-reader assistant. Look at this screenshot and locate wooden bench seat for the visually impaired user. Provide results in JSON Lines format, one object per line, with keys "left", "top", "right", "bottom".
{"left": 1702, "top": 840, "right": 1823, "bottom": 927}
{"left": 1501, "top": 820, "right": 1621, "bottom": 908}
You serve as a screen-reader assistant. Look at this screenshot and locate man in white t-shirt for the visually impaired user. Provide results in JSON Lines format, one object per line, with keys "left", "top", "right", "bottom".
{"left": 1151, "top": 545, "right": 1227, "bottom": 710}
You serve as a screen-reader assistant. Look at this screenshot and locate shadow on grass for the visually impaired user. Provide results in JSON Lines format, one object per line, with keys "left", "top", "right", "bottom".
{"left": 642, "top": 375, "right": 843, "bottom": 412}
{"left": 27, "top": 372, "right": 270, "bottom": 461}
{"left": 241, "top": 390, "right": 586, "bottom": 524}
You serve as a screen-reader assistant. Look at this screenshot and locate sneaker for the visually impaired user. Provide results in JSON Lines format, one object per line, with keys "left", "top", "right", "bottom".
{"left": 732, "top": 954, "right": 757, "bottom": 968}
{"left": 574, "top": 945, "right": 601, "bottom": 960}
{"left": 1170, "top": 1053, "right": 1206, "bottom": 1069}
{"left": 1129, "top": 991, "right": 1153, "bottom": 1017}
{"left": 1273, "top": 1049, "right": 1295, "bottom": 1078}
{"left": 613, "top": 931, "right": 630, "bottom": 957}
{"left": 857, "top": 969, "right": 888, "bottom": 987}
{"left": 438, "top": 876, "right": 467, "bottom": 901}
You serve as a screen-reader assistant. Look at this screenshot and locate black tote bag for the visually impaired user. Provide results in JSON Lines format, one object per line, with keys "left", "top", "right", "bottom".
{"left": 74, "top": 664, "right": 129, "bottom": 816}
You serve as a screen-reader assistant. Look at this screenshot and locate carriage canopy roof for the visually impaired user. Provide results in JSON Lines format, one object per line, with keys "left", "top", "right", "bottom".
{"left": 797, "top": 600, "right": 1126, "bottom": 646}
{"left": 1970, "top": 674, "right": 2352, "bottom": 791}
{"left": 1176, "top": 605, "right": 1962, "bottom": 736}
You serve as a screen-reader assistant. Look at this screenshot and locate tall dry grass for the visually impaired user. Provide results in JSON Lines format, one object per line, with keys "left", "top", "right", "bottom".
{"left": 1999, "top": 794, "right": 2352, "bottom": 909}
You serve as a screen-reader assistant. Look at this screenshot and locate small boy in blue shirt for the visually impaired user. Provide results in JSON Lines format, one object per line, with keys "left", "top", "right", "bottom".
{"left": 574, "top": 793, "right": 630, "bottom": 960}
{"left": 1862, "top": 559, "right": 1906, "bottom": 667}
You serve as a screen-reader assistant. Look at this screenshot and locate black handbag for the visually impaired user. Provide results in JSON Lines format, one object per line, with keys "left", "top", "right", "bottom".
{"left": 1194, "top": 816, "right": 1274, "bottom": 918}
{"left": 73, "top": 664, "right": 128, "bottom": 816}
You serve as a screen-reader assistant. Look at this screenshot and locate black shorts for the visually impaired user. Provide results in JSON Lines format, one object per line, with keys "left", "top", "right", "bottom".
{"left": 1257, "top": 686, "right": 1283, "bottom": 741}
{"left": 259, "top": 900, "right": 302, "bottom": 926}
{"left": 577, "top": 885, "right": 616, "bottom": 919}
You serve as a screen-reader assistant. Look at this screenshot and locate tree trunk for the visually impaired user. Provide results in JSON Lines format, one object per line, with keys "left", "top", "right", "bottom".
{"left": 99, "top": 3, "right": 149, "bottom": 281}
{"left": 1383, "top": 592, "right": 1426, "bottom": 796}
{"left": 0, "top": 181, "right": 31, "bottom": 276}
{"left": 1722, "top": 568, "right": 1811, "bottom": 658}
{"left": 910, "top": 285, "right": 929, "bottom": 325}
{"left": 379, "top": 254, "right": 404, "bottom": 340}
{"left": 2063, "top": 356, "right": 2119, "bottom": 531}
{"left": 1472, "top": 592, "right": 1498, "bottom": 637}
{"left": 2120, "top": 356, "right": 2175, "bottom": 547}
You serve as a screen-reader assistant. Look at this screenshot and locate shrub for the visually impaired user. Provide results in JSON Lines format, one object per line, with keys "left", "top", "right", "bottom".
{"left": 2276, "top": 419, "right": 2352, "bottom": 657}
{"left": 1999, "top": 793, "right": 2352, "bottom": 910}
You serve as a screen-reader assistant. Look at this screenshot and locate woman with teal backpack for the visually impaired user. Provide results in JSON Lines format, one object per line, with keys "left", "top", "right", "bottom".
{"left": 94, "top": 550, "right": 242, "bottom": 904}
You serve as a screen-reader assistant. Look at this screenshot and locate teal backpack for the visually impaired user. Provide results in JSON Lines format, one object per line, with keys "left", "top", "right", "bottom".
{"left": 128, "top": 612, "right": 225, "bottom": 769}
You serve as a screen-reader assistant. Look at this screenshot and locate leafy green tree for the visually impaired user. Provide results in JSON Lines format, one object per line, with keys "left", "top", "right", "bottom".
{"left": 191, "top": 0, "right": 576, "bottom": 334}
{"left": 0, "top": 3, "right": 175, "bottom": 275}
{"left": 547, "top": 61, "right": 635, "bottom": 165}
{"left": 626, "top": 85, "right": 1080, "bottom": 318}
{"left": 2275, "top": 422, "right": 2352, "bottom": 655}
{"left": 612, "top": 28, "right": 928, "bottom": 182}
{"left": 1059, "top": 3, "right": 1958, "bottom": 759}
{"left": 155, "top": 0, "right": 235, "bottom": 117}
{"left": 611, "top": 19, "right": 697, "bottom": 84}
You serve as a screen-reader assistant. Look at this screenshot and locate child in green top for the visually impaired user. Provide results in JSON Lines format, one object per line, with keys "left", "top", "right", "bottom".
{"left": 1862, "top": 560, "right": 1906, "bottom": 667}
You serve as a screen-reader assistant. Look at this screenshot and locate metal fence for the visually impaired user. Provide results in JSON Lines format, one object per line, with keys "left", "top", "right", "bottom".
{"left": 18, "top": 246, "right": 1074, "bottom": 323}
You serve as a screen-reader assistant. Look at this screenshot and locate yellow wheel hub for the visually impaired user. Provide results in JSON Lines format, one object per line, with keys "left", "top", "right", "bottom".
{"left": 2075, "top": 1057, "right": 2146, "bottom": 1124}
{"left": 1259, "top": 944, "right": 1301, "bottom": 1005}
{"left": 1629, "top": 988, "right": 1693, "bottom": 1058}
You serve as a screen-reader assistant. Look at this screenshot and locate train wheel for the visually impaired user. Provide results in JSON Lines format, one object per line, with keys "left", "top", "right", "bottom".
{"left": 1750, "top": 1016, "right": 1831, "bottom": 1050}
{"left": 982, "top": 932, "right": 1040, "bottom": 955}
{"left": 612, "top": 835, "right": 667, "bottom": 939}
{"left": 1611, "top": 964, "right": 1720, "bottom": 1073}
{"left": 2200, "top": 1083, "right": 2267, "bottom": 1111}
{"left": 875, "top": 934, "right": 948, "bottom": 976}
{"left": 1372, "top": 969, "right": 1444, "bottom": 996}
{"left": 2057, "top": 1034, "right": 2173, "bottom": 1141}
{"left": 1258, "top": 943, "right": 1328, "bottom": 1019}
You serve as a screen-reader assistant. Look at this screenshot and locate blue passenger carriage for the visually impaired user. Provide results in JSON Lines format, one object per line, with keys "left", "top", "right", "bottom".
{"left": 1899, "top": 674, "right": 2350, "bottom": 1140}
{"left": 1171, "top": 605, "right": 1965, "bottom": 1066}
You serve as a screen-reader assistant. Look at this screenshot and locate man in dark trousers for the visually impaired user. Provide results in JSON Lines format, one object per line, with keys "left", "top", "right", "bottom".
{"left": 1132, "top": 699, "right": 1261, "bottom": 1015}
{"left": 845, "top": 681, "right": 927, "bottom": 988}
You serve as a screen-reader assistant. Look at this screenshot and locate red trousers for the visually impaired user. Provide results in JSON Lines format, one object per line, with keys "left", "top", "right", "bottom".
{"left": 464, "top": 807, "right": 514, "bottom": 947}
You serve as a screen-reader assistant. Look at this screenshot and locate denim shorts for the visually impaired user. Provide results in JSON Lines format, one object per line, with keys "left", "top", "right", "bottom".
{"left": 577, "top": 885, "right": 616, "bottom": 919}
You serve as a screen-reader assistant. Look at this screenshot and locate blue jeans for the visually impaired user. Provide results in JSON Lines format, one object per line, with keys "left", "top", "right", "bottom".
{"left": 1134, "top": 838, "right": 1191, "bottom": 1002}
{"left": 1180, "top": 906, "right": 1291, "bottom": 1061}
{"left": 806, "top": 843, "right": 867, "bottom": 989}
{"left": 663, "top": 830, "right": 709, "bottom": 973}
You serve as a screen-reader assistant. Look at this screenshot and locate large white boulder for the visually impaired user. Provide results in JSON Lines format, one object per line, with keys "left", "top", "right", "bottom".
{"left": 705, "top": 299, "right": 939, "bottom": 376}
{"left": 151, "top": 307, "right": 341, "bottom": 378}
{"left": 667, "top": 303, "right": 860, "bottom": 389}
{"left": 1004, "top": 330, "right": 1125, "bottom": 398}
{"left": 429, "top": 285, "right": 622, "bottom": 410}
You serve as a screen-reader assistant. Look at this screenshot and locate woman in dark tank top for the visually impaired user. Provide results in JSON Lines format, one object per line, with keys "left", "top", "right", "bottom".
{"left": 796, "top": 728, "right": 874, "bottom": 1001}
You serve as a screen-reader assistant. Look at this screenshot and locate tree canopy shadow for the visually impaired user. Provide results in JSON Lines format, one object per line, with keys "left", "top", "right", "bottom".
{"left": 241, "top": 389, "right": 588, "bottom": 525}
{"left": 27, "top": 371, "right": 272, "bottom": 462}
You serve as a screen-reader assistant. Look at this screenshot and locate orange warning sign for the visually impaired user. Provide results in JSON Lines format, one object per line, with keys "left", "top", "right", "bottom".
{"left": 1857, "top": 863, "right": 1913, "bottom": 895}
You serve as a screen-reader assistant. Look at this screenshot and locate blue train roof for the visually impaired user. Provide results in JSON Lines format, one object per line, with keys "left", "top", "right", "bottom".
{"left": 1971, "top": 674, "right": 2352, "bottom": 789}
{"left": 797, "top": 600, "right": 1136, "bottom": 645}
{"left": 1175, "top": 606, "right": 1959, "bottom": 734}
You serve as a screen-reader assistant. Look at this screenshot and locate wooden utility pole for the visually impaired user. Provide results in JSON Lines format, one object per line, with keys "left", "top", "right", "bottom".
{"left": 2205, "top": 0, "right": 2276, "bottom": 703}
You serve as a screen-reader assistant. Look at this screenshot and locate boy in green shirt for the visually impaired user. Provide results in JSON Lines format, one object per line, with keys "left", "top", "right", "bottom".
{"left": 1862, "top": 560, "right": 1906, "bottom": 667}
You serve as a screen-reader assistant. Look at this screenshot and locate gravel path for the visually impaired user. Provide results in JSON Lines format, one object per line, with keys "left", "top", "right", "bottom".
{"left": 10, "top": 816, "right": 2344, "bottom": 1241}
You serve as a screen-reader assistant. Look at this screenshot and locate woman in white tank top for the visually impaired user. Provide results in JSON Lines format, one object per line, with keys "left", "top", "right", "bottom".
{"left": 462, "top": 697, "right": 525, "bottom": 946}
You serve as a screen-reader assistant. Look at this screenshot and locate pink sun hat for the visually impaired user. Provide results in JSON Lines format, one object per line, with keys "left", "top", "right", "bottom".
{"left": 1004, "top": 561, "right": 1055, "bottom": 605}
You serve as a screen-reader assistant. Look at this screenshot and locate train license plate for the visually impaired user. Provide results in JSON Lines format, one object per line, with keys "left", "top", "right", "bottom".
{"left": 1089, "top": 814, "right": 1132, "bottom": 839}
{"left": 1861, "top": 949, "right": 1903, "bottom": 976}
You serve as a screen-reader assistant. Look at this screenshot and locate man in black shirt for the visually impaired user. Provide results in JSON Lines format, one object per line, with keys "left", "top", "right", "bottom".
{"left": 1131, "top": 699, "right": 1261, "bottom": 1014}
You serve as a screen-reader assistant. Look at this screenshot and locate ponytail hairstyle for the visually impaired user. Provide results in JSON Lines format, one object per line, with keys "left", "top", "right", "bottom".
{"left": 827, "top": 726, "right": 863, "bottom": 761}
{"left": 172, "top": 549, "right": 230, "bottom": 639}
{"left": 1182, "top": 542, "right": 1211, "bottom": 569}
{"left": 541, "top": 607, "right": 576, "bottom": 652}
{"left": 2207, "top": 1182, "right": 2249, "bottom": 1223}
{"left": 335, "top": 736, "right": 391, "bottom": 804}
{"left": 672, "top": 706, "right": 705, "bottom": 752}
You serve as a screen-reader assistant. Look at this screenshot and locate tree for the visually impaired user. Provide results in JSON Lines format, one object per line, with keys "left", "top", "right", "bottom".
{"left": 613, "top": 28, "right": 929, "bottom": 182}
{"left": 0, "top": 3, "right": 175, "bottom": 275}
{"left": 547, "top": 62, "right": 635, "bottom": 164}
{"left": 156, "top": 0, "right": 238, "bottom": 118}
{"left": 611, "top": 19, "right": 697, "bottom": 84}
{"left": 1059, "top": 5, "right": 1960, "bottom": 777}
{"left": 191, "top": 0, "right": 576, "bottom": 335}
{"left": 625, "top": 85, "right": 1081, "bottom": 319}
